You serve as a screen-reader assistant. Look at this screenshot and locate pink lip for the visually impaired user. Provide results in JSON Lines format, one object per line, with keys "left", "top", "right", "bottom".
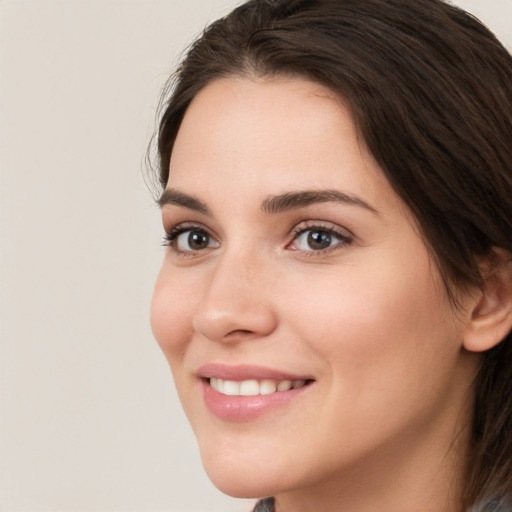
{"left": 197, "top": 364, "right": 314, "bottom": 422}
{"left": 197, "top": 363, "right": 312, "bottom": 382}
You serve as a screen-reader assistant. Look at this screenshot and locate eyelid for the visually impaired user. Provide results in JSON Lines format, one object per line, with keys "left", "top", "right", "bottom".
{"left": 289, "top": 219, "right": 353, "bottom": 238}
{"left": 164, "top": 221, "right": 204, "bottom": 238}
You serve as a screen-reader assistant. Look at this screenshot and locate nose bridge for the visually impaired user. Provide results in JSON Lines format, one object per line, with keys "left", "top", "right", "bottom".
{"left": 193, "top": 244, "right": 277, "bottom": 342}
{"left": 209, "top": 248, "right": 257, "bottom": 299}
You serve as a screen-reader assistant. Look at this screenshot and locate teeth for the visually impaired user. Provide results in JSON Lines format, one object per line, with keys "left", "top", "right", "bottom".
{"left": 240, "top": 380, "right": 259, "bottom": 396}
{"left": 260, "top": 379, "right": 277, "bottom": 395}
{"left": 209, "top": 378, "right": 308, "bottom": 396}
{"left": 277, "top": 380, "right": 292, "bottom": 391}
{"left": 223, "top": 380, "right": 240, "bottom": 396}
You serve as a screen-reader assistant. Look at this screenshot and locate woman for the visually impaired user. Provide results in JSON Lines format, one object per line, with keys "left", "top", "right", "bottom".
{"left": 150, "top": 0, "right": 512, "bottom": 510}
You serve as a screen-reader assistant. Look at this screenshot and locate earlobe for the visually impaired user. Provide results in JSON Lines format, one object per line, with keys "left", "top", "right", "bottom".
{"left": 463, "top": 248, "right": 512, "bottom": 353}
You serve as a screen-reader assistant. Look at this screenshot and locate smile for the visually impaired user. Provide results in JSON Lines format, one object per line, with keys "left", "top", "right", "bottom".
{"left": 209, "top": 378, "right": 308, "bottom": 396}
{"left": 199, "top": 365, "right": 315, "bottom": 421}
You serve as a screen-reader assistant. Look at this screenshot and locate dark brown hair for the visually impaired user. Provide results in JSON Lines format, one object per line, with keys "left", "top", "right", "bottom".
{"left": 153, "top": 0, "right": 512, "bottom": 507}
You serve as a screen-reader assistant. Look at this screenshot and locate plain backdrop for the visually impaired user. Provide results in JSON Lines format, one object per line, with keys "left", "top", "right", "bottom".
{"left": 1, "top": 1, "right": 511, "bottom": 511}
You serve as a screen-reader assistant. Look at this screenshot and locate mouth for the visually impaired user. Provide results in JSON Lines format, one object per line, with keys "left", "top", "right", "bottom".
{"left": 198, "top": 364, "right": 315, "bottom": 421}
{"left": 207, "top": 377, "right": 312, "bottom": 396}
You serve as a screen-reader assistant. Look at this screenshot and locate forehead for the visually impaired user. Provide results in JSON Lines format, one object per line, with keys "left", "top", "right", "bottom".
{"left": 168, "top": 76, "right": 396, "bottom": 213}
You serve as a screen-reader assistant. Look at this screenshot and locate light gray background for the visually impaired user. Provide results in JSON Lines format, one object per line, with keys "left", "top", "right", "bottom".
{"left": 1, "top": 1, "right": 511, "bottom": 511}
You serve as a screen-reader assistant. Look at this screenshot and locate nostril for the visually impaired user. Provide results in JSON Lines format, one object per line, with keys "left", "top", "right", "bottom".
{"left": 224, "top": 329, "right": 258, "bottom": 340}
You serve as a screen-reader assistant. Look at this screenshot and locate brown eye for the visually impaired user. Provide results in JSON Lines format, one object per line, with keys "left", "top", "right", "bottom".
{"left": 172, "top": 228, "right": 219, "bottom": 253}
{"left": 307, "top": 230, "right": 333, "bottom": 250}
{"left": 288, "top": 226, "right": 351, "bottom": 253}
{"left": 187, "top": 230, "right": 210, "bottom": 250}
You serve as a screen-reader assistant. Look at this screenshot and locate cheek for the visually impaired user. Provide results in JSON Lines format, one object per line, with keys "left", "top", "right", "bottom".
{"left": 284, "top": 248, "right": 456, "bottom": 392}
{"left": 150, "top": 266, "right": 197, "bottom": 365}
{"left": 274, "top": 252, "right": 464, "bottom": 467}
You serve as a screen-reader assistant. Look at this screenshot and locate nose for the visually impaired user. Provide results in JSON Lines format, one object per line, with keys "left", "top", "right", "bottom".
{"left": 192, "top": 249, "right": 278, "bottom": 343}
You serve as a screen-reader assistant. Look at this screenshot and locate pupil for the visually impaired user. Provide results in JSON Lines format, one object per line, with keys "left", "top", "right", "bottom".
{"left": 188, "top": 230, "right": 209, "bottom": 250}
{"left": 308, "top": 230, "right": 331, "bottom": 250}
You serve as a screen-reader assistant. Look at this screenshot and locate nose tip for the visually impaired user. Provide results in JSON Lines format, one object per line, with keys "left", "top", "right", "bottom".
{"left": 192, "top": 256, "right": 278, "bottom": 344}
{"left": 193, "top": 302, "right": 277, "bottom": 343}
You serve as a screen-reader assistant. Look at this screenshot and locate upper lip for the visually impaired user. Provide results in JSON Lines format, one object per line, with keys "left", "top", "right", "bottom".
{"left": 197, "top": 363, "right": 314, "bottom": 382}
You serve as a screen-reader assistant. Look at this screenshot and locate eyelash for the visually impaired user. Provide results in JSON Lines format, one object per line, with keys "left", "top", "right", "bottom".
{"left": 163, "top": 221, "right": 353, "bottom": 256}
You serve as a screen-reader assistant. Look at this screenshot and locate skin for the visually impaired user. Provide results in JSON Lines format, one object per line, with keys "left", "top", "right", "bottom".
{"left": 151, "top": 76, "right": 484, "bottom": 512}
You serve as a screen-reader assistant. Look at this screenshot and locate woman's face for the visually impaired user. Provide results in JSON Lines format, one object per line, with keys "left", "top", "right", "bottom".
{"left": 151, "top": 77, "right": 477, "bottom": 501}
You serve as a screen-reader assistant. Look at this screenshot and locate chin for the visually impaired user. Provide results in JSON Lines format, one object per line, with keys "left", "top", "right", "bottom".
{"left": 208, "top": 473, "right": 275, "bottom": 500}
{"left": 199, "top": 443, "right": 296, "bottom": 499}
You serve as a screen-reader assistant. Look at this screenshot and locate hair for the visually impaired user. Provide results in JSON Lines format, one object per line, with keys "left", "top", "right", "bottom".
{"left": 152, "top": 0, "right": 512, "bottom": 507}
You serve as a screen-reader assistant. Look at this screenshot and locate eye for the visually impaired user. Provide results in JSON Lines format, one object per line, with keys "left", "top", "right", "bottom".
{"left": 288, "top": 225, "right": 351, "bottom": 252}
{"left": 165, "top": 226, "right": 220, "bottom": 253}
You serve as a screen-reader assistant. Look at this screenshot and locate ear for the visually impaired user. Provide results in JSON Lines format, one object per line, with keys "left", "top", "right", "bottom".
{"left": 463, "top": 248, "right": 512, "bottom": 353}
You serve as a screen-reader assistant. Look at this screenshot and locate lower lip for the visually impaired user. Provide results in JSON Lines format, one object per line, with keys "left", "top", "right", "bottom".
{"left": 202, "top": 380, "right": 311, "bottom": 421}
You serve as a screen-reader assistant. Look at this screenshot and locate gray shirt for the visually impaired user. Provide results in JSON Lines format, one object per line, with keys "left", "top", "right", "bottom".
{"left": 253, "top": 495, "right": 512, "bottom": 512}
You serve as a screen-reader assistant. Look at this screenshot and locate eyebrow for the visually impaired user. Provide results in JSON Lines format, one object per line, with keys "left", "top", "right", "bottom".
{"left": 158, "top": 189, "right": 210, "bottom": 215}
{"left": 261, "top": 189, "right": 378, "bottom": 215}
{"left": 158, "top": 188, "right": 378, "bottom": 216}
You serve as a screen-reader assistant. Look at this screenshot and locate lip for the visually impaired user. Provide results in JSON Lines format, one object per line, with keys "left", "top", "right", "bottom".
{"left": 197, "top": 363, "right": 313, "bottom": 382}
{"left": 197, "top": 364, "right": 314, "bottom": 422}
